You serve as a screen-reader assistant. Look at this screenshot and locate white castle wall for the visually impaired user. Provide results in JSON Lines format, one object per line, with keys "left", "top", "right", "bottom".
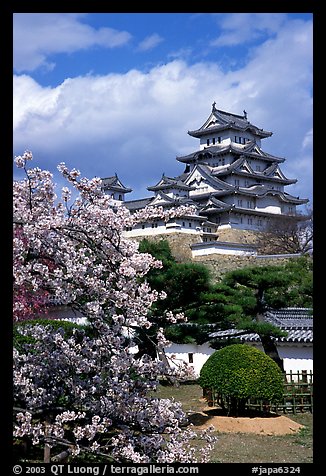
{"left": 164, "top": 342, "right": 313, "bottom": 378}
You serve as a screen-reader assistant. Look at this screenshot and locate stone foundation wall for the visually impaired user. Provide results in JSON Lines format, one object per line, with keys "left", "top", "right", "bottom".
{"left": 216, "top": 228, "right": 264, "bottom": 245}
{"left": 132, "top": 233, "right": 199, "bottom": 262}
{"left": 132, "top": 232, "right": 303, "bottom": 282}
{"left": 193, "top": 254, "right": 297, "bottom": 281}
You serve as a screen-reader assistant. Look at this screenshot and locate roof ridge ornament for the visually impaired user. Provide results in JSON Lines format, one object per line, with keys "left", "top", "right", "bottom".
{"left": 212, "top": 101, "right": 217, "bottom": 112}
{"left": 243, "top": 110, "right": 247, "bottom": 120}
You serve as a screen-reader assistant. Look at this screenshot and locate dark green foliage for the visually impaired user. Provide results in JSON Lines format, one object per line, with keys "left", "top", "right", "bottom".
{"left": 138, "top": 238, "right": 212, "bottom": 314}
{"left": 164, "top": 323, "right": 213, "bottom": 345}
{"left": 223, "top": 257, "right": 313, "bottom": 311}
{"left": 158, "top": 262, "right": 211, "bottom": 311}
{"left": 138, "top": 238, "right": 176, "bottom": 268}
{"left": 265, "top": 256, "right": 313, "bottom": 308}
{"left": 138, "top": 239, "right": 312, "bottom": 358}
{"left": 199, "top": 344, "right": 284, "bottom": 414}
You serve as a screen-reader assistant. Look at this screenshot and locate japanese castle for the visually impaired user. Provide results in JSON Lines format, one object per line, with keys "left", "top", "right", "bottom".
{"left": 101, "top": 103, "right": 308, "bottom": 253}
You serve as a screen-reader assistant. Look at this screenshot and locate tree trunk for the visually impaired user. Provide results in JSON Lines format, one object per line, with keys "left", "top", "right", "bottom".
{"left": 259, "top": 334, "right": 284, "bottom": 372}
{"left": 256, "top": 288, "right": 284, "bottom": 373}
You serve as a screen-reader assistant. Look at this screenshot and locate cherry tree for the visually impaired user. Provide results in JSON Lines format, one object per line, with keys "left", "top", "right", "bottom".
{"left": 13, "top": 152, "right": 215, "bottom": 463}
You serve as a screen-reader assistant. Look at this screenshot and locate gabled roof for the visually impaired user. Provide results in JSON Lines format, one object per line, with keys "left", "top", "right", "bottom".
{"left": 147, "top": 174, "right": 195, "bottom": 192}
{"left": 263, "top": 163, "right": 297, "bottom": 183}
{"left": 188, "top": 105, "right": 272, "bottom": 139}
{"left": 150, "top": 191, "right": 198, "bottom": 208}
{"left": 199, "top": 196, "right": 232, "bottom": 214}
{"left": 101, "top": 175, "right": 132, "bottom": 193}
{"left": 184, "top": 164, "right": 235, "bottom": 192}
{"left": 212, "top": 156, "right": 295, "bottom": 184}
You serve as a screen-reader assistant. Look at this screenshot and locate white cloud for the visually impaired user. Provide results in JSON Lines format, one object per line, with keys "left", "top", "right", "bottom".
{"left": 302, "top": 129, "right": 313, "bottom": 150}
{"left": 137, "top": 34, "right": 164, "bottom": 51}
{"left": 13, "top": 13, "right": 132, "bottom": 72}
{"left": 13, "top": 17, "right": 312, "bottom": 205}
{"left": 211, "top": 13, "right": 287, "bottom": 47}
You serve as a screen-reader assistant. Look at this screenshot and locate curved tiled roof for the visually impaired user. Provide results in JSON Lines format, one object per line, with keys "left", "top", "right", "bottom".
{"left": 209, "top": 308, "right": 313, "bottom": 344}
{"left": 176, "top": 142, "right": 285, "bottom": 164}
{"left": 188, "top": 108, "right": 272, "bottom": 139}
{"left": 101, "top": 175, "right": 132, "bottom": 193}
{"left": 147, "top": 175, "right": 195, "bottom": 192}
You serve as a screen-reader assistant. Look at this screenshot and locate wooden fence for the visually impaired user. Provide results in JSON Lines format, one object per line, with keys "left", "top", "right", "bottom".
{"left": 208, "top": 371, "right": 313, "bottom": 414}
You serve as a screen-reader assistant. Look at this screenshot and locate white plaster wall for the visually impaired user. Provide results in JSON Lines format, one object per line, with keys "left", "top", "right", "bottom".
{"left": 192, "top": 244, "right": 256, "bottom": 257}
{"left": 277, "top": 345, "right": 313, "bottom": 375}
{"left": 256, "top": 195, "right": 282, "bottom": 214}
{"left": 124, "top": 222, "right": 202, "bottom": 238}
{"left": 198, "top": 131, "right": 260, "bottom": 150}
{"left": 165, "top": 342, "right": 313, "bottom": 378}
{"left": 245, "top": 342, "right": 313, "bottom": 375}
{"left": 165, "top": 343, "right": 214, "bottom": 377}
{"left": 188, "top": 180, "right": 218, "bottom": 196}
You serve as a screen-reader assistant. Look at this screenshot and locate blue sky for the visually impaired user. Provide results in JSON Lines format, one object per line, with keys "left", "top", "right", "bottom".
{"left": 13, "top": 13, "right": 313, "bottom": 207}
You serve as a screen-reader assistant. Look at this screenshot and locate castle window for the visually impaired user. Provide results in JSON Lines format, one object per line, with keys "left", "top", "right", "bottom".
{"left": 188, "top": 222, "right": 192, "bottom": 228}
{"left": 234, "top": 179, "right": 240, "bottom": 186}
{"left": 182, "top": 221, "right": 185, "bottom": 227}
{"left": 247, "top": 218, "right": 253, "bottom": 225}
{"left": 142, "top": 224, "right": 145, "bottom": 229}
{"left": 237, "top": 199, "right": 243, "bottom": 207}
{"left": 256, "top": 165, "right": 261, "bottom": 172}
{"left": 218, "top": 137, "right": 221, "bottom": 143}
{"left": 119, "top": 194, "right": 123, "bottom": 200}
{"left": 258, "top": 219, "right": 263, "bottom": 226}
{"left": 188, "top": 353, "right": 194, "bottom": 364}
{"left": 207, "top": 139, "right": 210, "bottom": 146}
{"left": 212, "top": 137, "right": 216, "bottom": 145}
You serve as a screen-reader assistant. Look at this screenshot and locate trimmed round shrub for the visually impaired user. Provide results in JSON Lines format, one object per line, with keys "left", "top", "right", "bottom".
{"left": 199, "top": 344, "right": 283, "bottom": 414}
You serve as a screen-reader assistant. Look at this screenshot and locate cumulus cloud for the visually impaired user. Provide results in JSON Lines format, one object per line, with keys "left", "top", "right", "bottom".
{"left": 13, "top": 17, "right": 312, "bottom": 205}
{"left": 13, "top": 13, "right": 132, "bottom": 72}
{"left": 137, "top": 34, "right": 164, "bottom": 51}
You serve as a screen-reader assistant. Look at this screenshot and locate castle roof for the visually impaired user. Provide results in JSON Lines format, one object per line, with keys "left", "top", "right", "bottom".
{"left": 188, "top": 106, "right": 272, "bottom": 139}
{"left": 124, "top": 197, "right": 153, "bottom": 211}
{"left": 101, "top": 175, "right": 132, "bottom": 193}
{"left": 210, "top": 308, "right": 313, "bottom": 344}
{"left": 147, "top": 174, "right": 195, "bottom": 192}
{"left": 183, "top": 164, "right": 307, "bottom": 205}
{"left": 176, "top": 141, "right": 285, "bottom": 164}
{"left": 212, "top": 156, "right": 296, "bottom": 184}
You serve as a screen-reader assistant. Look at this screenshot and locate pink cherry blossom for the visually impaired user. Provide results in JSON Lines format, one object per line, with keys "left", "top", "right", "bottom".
{"left": 13, "top": 155, "right": 216, "bottom": 462}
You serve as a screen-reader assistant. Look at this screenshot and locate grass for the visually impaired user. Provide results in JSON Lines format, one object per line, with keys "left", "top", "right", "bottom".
{"left": 155, "top": 382, "right": 313, "bottom": 463}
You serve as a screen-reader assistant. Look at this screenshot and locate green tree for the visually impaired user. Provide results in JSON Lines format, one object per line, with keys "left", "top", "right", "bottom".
{"left": 199, "top": 344, "right": 284, "bottom": 416}
{"left": 214, "top": 258, "right": 312, "bottom": 370}
{"left": 137, "top": 239, "right": 212, "bottom": 357}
